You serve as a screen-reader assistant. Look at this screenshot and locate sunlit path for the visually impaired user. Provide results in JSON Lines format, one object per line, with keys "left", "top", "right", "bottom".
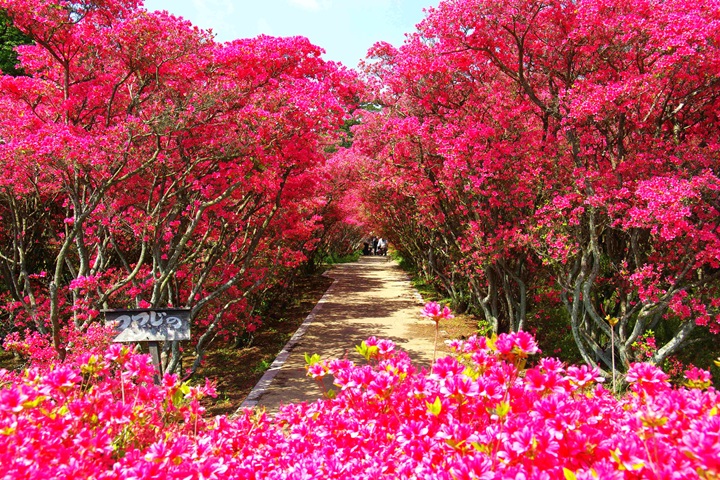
{"left": 239, "top": 256, "right": 434, "bottom": 413}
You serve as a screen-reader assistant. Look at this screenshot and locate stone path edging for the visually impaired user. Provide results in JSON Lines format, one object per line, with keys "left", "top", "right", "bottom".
{"left": 236, "top": 271, "right": 339, "bottom": 411}
{"left": 232, "top": 256, "right": 437, "bottom": 414}
{"left": 401, "top": 272, "right": 425, "bottom": 304}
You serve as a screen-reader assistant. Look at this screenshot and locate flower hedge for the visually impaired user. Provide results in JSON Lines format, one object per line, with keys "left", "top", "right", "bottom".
{"left": 1, "top": 331, "right": 718, "bottom": 479}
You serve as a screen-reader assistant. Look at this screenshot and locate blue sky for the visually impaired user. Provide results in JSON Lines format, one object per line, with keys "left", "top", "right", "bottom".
{"left": 142, "top": 0, "right": 434, "bottom": 69}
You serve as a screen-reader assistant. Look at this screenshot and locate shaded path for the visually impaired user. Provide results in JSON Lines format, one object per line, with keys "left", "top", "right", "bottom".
{"left": 239, "top": 256, "right": 434, "bottom": 413}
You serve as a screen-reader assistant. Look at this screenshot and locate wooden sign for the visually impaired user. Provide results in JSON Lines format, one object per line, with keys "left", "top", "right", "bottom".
{"left": 104, "top": 308, "right": 191, "bottom": 343}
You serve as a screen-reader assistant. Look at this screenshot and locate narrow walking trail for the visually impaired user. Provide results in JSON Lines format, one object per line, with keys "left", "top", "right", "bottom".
{"left": 239, "top": 256, "right": 436, "bottom": 413}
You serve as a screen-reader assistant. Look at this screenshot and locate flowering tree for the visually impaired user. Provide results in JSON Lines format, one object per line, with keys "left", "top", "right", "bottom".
{"left": 0, "top": 0, "right": 358, "bottom": 367}
{"left": 353, "top": 0, "right": 720, "bottom": 376}
{"left": 354, "top": 22, "right": 553, "bottom": 334}
{"left": 298, "top": 148, "right": 367, "bottom": 272}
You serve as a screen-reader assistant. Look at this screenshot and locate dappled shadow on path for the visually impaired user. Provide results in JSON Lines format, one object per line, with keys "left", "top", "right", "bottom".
{"left": 248, "top": 256, "right": 434, "bottom": 413}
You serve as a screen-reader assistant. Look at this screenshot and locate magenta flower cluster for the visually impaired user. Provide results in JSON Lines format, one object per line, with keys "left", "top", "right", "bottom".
{"left": 1, "top": 332, "right": 718, "bottom": 478}
{"left": 421, "top": 301, "right": 455, "bottom": 323}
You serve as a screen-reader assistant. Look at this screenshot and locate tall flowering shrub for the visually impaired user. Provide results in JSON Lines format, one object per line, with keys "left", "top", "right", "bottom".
{"left": 352, "top": 0, "right": 720, "bottom": 375}
{"left": 0, "top": 0, "right": 358, "bottom": 369}
{"left": 2, "top": 330, "right": 718, "bottom": 478}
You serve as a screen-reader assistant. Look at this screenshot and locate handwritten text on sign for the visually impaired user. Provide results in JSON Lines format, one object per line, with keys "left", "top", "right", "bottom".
{"left": 104, "top": 309, "right": 191, "bottom": 342}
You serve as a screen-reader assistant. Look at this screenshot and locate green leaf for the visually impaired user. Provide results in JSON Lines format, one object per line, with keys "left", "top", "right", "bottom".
{"left": 486, "top": 334, "right": 497, "bottom": 352}
{"left": 563, "top": 468, "right": 577, "bottom": 480}
{"left": 304, "top": 352, "right": 321, "bottom": 366}
{"left": 426, "top": 396, "right": 442, "bottom": 416}
{"left": 495, "top": 401, "right": 510, "bottom": 418}
{"left": 355, "top": 341, "right": 379, "bottom": 361}
{"left": 355, "top": 342, "right": 367, "bottom": 358}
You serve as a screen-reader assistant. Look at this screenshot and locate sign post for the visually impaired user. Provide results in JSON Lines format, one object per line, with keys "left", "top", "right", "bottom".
{"left": 104, "top": 308, "right": 191, "bottom": 384}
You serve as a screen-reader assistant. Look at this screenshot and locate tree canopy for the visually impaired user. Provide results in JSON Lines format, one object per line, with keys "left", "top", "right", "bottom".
{"left": 349, "top": 0, "right": 720, "bottom": 377}
{"left": 0, "top": 0, "right": 361, "bottom": 368}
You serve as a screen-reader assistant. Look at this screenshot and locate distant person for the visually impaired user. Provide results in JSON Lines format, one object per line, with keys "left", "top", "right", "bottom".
{"left": 377, "top": 237, "right": 388, "bottom": 256}
{"left": 362, "top": 241, "right": 372, "bottom": 255}
{"left": 372, "top": 236, "right": 379, "bottom": 255}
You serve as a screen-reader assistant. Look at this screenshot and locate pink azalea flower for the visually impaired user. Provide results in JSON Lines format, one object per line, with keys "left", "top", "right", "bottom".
{"left": 307, "top": 363, "right": 326, "bottom": 379}
{"left": 626, "top": 362, "right": 670, "bottom": 396}
{"left": 421, "top": 302, "right": 454, "bottom": 323}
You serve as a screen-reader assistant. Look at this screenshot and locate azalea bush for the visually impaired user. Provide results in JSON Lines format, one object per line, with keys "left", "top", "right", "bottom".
{"left": 351, "top": 0, "right": 720, "bottom": 377}
{"left": 2, "top": 327, "right": 718, "bottom": 478}
{"left": 0, "top": 0, "right": 359, "bottom": 370}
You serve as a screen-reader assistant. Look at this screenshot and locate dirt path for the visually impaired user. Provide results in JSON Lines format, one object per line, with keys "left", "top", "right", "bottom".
{"left": 238, "top": 256, "right": 437, "bottom": 413}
